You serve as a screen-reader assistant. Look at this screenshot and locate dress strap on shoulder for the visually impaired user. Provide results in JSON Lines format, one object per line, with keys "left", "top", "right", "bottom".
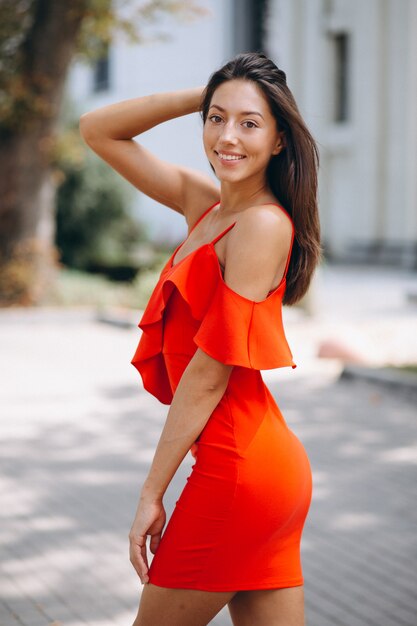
{"left": 269, "top": 203, "right": 295, "bottom": 230}
{"left": 211, "top": 222, "right": 237, "bottom": 245}
{"left": 189, "top": 201, "right": 220, "bottom": 234}
{"left": 268, "top": 203, "right": 295, "bottom": 280}
{"left": 282, "top": 226, "right": 295, "bottom": 278}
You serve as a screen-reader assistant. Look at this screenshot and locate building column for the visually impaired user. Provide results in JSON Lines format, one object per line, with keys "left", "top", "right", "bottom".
{"left": 404, "top": 0, "right": 417, "bottom": 267}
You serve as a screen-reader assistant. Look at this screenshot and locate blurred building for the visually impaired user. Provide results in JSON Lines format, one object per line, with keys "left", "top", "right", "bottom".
{"left": 270, "top": 0, "right": 417, "bottom": 269}
{"left": 67, "top": 0, "right": 417, "bottom": 268}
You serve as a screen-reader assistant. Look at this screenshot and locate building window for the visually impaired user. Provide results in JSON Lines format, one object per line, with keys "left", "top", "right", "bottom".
{"left": 93, "top": 45, "right": 110, "bottom": 93}
{"left": 332, "top": 32, "right": 350, "bottom": 122}
{"left": 232, "top": 0, "right": 269, "bottom": 54}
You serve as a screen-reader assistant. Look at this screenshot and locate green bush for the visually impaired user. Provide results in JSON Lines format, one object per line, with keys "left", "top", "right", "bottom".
{"left": 55, "top": 150, "right": 146, "bottom": 278}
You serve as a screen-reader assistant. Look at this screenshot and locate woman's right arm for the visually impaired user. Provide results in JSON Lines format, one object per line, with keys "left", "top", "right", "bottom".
{"left": 79, "top": 87, "right": 219, "bottom": 219}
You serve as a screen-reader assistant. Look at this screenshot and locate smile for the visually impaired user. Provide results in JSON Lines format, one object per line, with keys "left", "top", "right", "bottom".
{"left": 215, "top": 151, "right": 246, "bottom": 163}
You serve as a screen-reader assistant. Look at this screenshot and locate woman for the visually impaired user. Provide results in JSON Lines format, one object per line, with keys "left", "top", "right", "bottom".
{"left": 80, "top": 52, "right": 321, "bottom": 626}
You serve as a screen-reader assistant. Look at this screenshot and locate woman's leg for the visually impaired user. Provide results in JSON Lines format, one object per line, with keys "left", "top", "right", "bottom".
{"left": 228, "top": 586, "right": 305, "bottom": 626}
{"left": 132, "top": 583, "right": 236, "bottom": 626}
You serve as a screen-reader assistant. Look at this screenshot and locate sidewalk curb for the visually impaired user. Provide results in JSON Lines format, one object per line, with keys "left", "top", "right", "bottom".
{"left": 340, "top": 363, "right": 417, "bottom": 397}
{"left": 0, "top": 305, "right": 141, "bottom": 328}
{"left": 95, "top": 308, "right": 139, "bottom": 329}
{"left": 0, "top": 305, "right": 97, "bottom": 324}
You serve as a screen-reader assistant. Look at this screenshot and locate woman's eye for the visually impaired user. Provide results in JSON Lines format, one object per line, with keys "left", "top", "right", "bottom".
{"left": 243, "top": 121, "right": 257, "bottom": 129}
{"left": 209, "top": 115, "right": 222, "bottom": 123}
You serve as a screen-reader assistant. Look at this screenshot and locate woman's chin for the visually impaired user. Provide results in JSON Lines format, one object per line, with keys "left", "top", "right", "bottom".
{"left": 213, "top": 169, "right": 247, "bottom": 183}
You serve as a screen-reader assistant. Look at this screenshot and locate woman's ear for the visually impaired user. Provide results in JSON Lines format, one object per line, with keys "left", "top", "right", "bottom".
{"left": 272, "top": 131, "right": 286, "bottom": 155}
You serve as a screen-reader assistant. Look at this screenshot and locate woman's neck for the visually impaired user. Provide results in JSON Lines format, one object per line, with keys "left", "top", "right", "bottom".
{"left": 218, "top": 179, "right": 275, "bottom": 214}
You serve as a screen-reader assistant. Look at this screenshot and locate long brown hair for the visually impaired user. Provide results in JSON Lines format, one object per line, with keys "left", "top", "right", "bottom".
{"left": 199, "top": 52, "right": 322, "bottom": 306}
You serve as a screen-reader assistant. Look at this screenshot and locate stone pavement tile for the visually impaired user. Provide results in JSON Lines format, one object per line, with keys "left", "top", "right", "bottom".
{"left": 1, "top": 544, "right": 111, "bottom": 626}
{"left": 0, "top": 576, "right": 52, "bottom": 626}
{"left": 303, "top": 535, "right": 416, "bottom": 626}
{"left": 0, "top": 600, "right": 28, "bottom": 626}
{"left": 1, "top": 517, "right": 139, "bottom": 625}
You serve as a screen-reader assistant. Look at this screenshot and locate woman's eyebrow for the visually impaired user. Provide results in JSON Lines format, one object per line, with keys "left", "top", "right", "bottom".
{"left": 209, "top": 104, "right": 264, "bottom": 120}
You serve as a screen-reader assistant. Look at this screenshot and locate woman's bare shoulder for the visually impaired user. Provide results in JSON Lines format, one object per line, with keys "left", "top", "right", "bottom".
{"left": 222, "top": 204, "right": 293, "bottom": 301}
{"left": 231, "top": 203, "right": 293, "bottom": 246}
{"left": 242, "top": 202, "right": 293, "bottom": 230}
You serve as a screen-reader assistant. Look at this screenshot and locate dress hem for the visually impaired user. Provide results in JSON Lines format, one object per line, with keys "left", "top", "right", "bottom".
{"left": 146, "top": 576, "right": 304, "bottom": 592}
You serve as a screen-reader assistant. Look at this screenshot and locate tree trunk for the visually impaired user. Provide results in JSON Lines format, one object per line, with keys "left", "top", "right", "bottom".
{"left": 0, "top": 0, "right": 87, "bottom": 306}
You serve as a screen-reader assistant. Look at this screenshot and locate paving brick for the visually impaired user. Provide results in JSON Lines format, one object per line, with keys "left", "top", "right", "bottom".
{"left": 0, "top": 601, "right": 26, "bottom": 626}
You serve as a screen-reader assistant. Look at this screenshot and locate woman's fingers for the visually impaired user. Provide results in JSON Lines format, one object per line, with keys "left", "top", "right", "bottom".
{"left": 149, "top": 531, "right": 162, "bottom": 555}
{"left": 140, "top": 536, "right": 149, "bottom": 572}
{"left": 128, "top": 501, "right": 166, "bottom": 583}
{"left": 129, "top": 533, "right": 149, "bottom": 584}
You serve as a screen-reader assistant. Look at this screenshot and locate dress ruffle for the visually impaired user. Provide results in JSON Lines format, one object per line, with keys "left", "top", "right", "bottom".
{"left": 131, "top": 244, "right": 296, "bottom": 404}
{"left": 193, "top": 260, "right": 297, "bottom": 370}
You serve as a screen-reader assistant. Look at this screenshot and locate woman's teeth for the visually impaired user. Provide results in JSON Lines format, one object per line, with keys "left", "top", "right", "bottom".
{"left": 217, "top": 152, "right": 245, "bottom": 161}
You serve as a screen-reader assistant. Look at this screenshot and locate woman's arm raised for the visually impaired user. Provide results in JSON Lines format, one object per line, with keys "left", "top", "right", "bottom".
{"left": 79, "top": 87, "right": 219, "bottom": 217}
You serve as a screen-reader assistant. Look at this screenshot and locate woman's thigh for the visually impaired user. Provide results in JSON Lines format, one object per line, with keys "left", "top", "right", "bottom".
{"left": 228, "top": 586, "right": 305, "bottom": 626}
{"left": 132, "top": 583, "right": 236, "bottom": 626}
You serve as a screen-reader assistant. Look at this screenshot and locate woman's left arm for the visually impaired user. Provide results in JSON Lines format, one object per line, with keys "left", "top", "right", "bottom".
{"left": 129, "top": 350, "right": 233, "bottom": 583}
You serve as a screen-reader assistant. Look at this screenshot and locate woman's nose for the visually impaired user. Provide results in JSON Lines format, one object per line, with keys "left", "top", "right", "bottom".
{"left": 220, "top": 121, "right": 238, "bottom": 143}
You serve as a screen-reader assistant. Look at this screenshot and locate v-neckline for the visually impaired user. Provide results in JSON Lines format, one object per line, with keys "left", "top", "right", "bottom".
{"left": 171, "top": 202, "right": 237, "bottom": 269}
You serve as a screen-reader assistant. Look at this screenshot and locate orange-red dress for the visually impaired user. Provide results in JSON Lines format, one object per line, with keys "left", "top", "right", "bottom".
{"left": 131, "top": 201, "right": 313, "bottom": 591}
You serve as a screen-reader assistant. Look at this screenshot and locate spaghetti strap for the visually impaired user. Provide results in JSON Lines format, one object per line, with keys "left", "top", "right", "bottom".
{"left": 189, "top": 201, "right": 220, "bottom": 234}
{"left": 211, "top": 222, "right": 237, "bottom": 245}
{"left": 268, "top": 203, "right": 295, "bottom": 230}
{"left": 267, "top": 203, "right": 295, "bottom": 281}
{"left": 282, "top": 227, "right": 295, "bottom": 278}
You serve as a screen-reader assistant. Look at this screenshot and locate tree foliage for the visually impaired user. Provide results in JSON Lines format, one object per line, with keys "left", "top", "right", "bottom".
{"left": 0, "top": 0, "right": 206, "bottom": 135}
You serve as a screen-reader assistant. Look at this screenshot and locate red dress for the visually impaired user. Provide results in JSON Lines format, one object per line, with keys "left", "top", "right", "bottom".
{"left": 131, "top": 201, "right": 313, "bottom": 591}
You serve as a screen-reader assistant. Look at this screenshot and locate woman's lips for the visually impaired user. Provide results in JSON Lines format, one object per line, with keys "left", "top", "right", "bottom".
{"left": 215, "top": 151, "right": 246, "bottom": 165}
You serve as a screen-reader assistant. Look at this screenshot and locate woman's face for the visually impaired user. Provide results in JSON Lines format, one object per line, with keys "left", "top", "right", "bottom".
{"left": 203, "top": 79, "right": 283, "bottom": 184}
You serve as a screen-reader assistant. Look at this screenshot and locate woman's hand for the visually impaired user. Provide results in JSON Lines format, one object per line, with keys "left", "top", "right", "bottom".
{"left": 129, "top": 496, "right": 166, "bottom": 584}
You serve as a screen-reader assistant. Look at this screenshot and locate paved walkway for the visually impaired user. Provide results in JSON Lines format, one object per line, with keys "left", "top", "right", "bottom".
{"left": 1, "top": 264, "right": 416, "bottom": 626}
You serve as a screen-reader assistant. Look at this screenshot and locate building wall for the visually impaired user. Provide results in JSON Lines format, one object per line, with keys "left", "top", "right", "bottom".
{"left": 266, "top": 0, "right": 417, "bottom": 267}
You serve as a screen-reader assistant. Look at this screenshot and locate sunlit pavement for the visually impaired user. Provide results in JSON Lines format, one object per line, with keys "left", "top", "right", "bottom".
{"left": 0, "top": 264, "right": 416, "bottom": 626}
